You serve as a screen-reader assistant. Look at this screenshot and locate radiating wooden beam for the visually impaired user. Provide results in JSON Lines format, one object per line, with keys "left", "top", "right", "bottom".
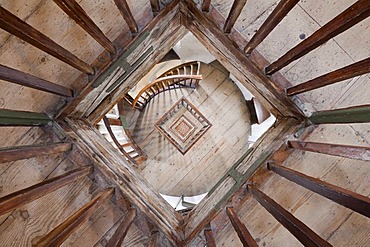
{"left": 35, "top": 187, "right": 114, "bottom": 246}
{"left": 226, "top": 207, "right": 258, "bottom": 247}
{"left": 150, "top": 0, "right": 161, "bottom": 15}
{"left": 53, "top": 0, "right": 115, "bottom": 54}
{"left": 114, "top": 0, "right": 139, "bottom": 33}
{"left": 248, "top": 185, "right": 332, "bottom": 246}
{"left": 265, "top": 0, "right": 370, "bottom": 75}
{"left": 0, "top": 64, "right": 74, "bottom": 97}
{"left": 204, "top": 227, "right": 216, "bottom": 247}
{"left": 288, "top": 140, "right": 370, "bottom": 161}
{"left": 0, "top": 166, "right": 92, "bottom": 216}
{"left": 107, "top": 208, "right": 136, "bottom": 247}
{"left": 286, "top": 57, "right": 370, "bottom": 95}
{"left": 244, "top": 0, "right": 299, "bottom": 54}
{"left": 309, "top": 104, "right": 370, "bottom": 124}
{"left": 223, "top": 0, "right": 247, "bottom": 33}
{"left": 148, "top": 230, "right": 160, "bottom": 247}
{"left": 268, "top": 164, "right": 370, "bottom": 218}
{"left": 0, "top": 6, "right": 94, "bottom": 74}
{"left": 0, "top": 142, "right": 72, "bottom": 163}
{"left": 201, "top": 0, "right": 211, "bottom": 12}
{"left": 0, "top": 109, "right": 51, "bottom": 126}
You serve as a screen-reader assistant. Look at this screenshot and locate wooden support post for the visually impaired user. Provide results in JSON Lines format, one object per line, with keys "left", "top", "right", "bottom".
{"left": 265, "top": 0, "right": 370, "bottom": 75}
{"left": 0, "top": 109, "right": 51, "bottom": 126}
{"left": 0, "top": 166, "right": 92, "bottom": 216}
{"left": 148, "top": 230, "right": 161, "bottom": 247}
{"left": 150, "top": 0, "right": 161, "bottom": 15}
{"left": 309, "top": 104, "right": 370, "bottom": 124}
{"left": 106, "top": 208, "right": 137, "bottom": 247}
{"left": 204, "top": 227, "right": 216, "bottom": 247}
{"left": 0, "top": 142, "right": 72, "bottom": 163}
{"left": 244, "top": 0, "right": 299, "bottom": 54}
{"left": 223, "top": 0, "right": 247, "bottom": 33}
{"left": 0, "top": 64, "right": 74, "bottom": 97}
{"left": 226, "top": 207, "right": 258, "bottom": 247}
{"left": 288, "top": 140, "right": 370, "bottom": 161}
{"left": 248, "top": 185, "right": 332, "bottom": 246}
{"left": 202, "top": 0, "right": 211, "bottom": 12}
{"left": 286, "top": 57, "right": 370, "bottom": 95}
{"left": 268, "top": 164, "right": 370, "bottom": 218}
{"left": 0, "top": 6, "right": 94, "bottom": 74}
{"left": 53, "top": 0, "right": 116, "bottom": 54}
{"left": 34, "top": 187, "right": 114, "bottom": 246}
{"left": 114, "top": 0, "right": 139, "bottom": 33}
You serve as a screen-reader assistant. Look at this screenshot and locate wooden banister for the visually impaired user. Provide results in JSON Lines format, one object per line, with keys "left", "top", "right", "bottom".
{"left": 0, "top": 6, "right": 94, "bottom": 74}
{"left": 288, "top": 141, "right": 370, "bottom": 161}
{"left": 0, "top": 64, "right": 74, "bottom": 97}
{"left": 0, "top": 143, "right": 72, "bottom": 163}
{"left": 248, "top": 184, "right": 332, "bottom": 246}
{"left": 265, "top": 0, "right": 370, "bottom": 75}
{"left": 114, "top": 0, "right": 139, "bottom": 33}
{"left": 53, "top": 0, "right": 116, "bottom": 54}
{"left": 224, "top": 0, "right": 247, "bottom": 33}
{"left": 268, "top": 163, "right": 370, "bottom": 218}
{"left": 286, "top": 57, "right": 370, "bottom": 96}
{"left": 0, "top": 166, "right": 92, "bottom": 216}
{"left": 244, "top": 0, "right": 299, "bottom": 54}
{"left": 34, "top": 187, "right": 114, "bottom": 246}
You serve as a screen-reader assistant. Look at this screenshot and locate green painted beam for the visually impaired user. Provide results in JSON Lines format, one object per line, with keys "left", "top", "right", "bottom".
{"left": 309, "top": 104, "right": 370, "bottom": 124}
{"left": 0, "top": 109, "right": 51, "bottom": 126}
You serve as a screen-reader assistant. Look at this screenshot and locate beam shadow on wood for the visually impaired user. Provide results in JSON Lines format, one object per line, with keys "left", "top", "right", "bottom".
{"left": 248, "top": 184, "right": 332, "bottom": 246}
{"left": 0, "top": 166, "right": 92, "bottom": 216}
{"left": 268, "top": 163, "right": 370, "bottom": 218}
{"left": 34, "top": 187, "right": 114, "bottom": 246}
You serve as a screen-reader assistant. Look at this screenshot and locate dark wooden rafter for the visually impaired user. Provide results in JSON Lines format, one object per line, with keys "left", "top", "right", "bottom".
{"left": 150, "top": 0, "right": 161, "bottom": 15}
{"left": 224, "top": 0, "right": 247, "bottom": 33}
{"left": 0, "top": 166, "right": 92, "bottom": 216}
{"left": 53, "top": 0, "right": 115, "bottom": 54}
{"left": 107, "top": 208, "right": 137, "bottom": 247}
{"left": 268, "top": 163, "right": 370, "bottom": 218}
{"left": 244, "top": 0, "right": 299, "bottom": 54}
{"left": 114, "top": 0, "right": 139, "bottom": 33}
{"left": 148, "top": 230, "right": 161, "bottom": 247}
{"left": 248, "top": 184, "right": 332, "bottom": 246}
{"left": 0, "top": 6, "right": 94, "bottom": 74}
{"left": 265, "top": 0, "right": 370, "bottom": 75}
{"left": 286, "top": 57, "right": 370, "bottom": 95}
{"left": 226, "top": 207, "right": 258, "bottom": 247}
{"left": 288, "top": 140, "right": 370, "bottom": 161}
{"left": 0, "top": 142, "right": 72, "bottom": 163}
{"left": 309, "top": 104, "right": 370, "bottom": 124}
{"left": 0, "top": 109, "right": 51, "bottom": 126}
{"left": 203, "top": 226, "right": 216, "bottom": 247}
{"left": 0, "top": 64, "right": 74, "bottom": 97}
{"left": 201, "top": 0, "right": 211, "bottom": 12}
{"left": 34, "top": 187, "right": 114, "bottom": 246}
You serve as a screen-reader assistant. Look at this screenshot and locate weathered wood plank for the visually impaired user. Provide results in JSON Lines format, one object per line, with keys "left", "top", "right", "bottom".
{"left": 224, "top": 0, "right": 247, "bottom": 34}
{"left": 201, "top": 0, "right": 211, "bottom": 12}
{"left": 286, "top": 57, "right": 370, "bottom": 96}
{"left": 244, "top": 0, "right": 299, "bottom": 54}
{"left": 249, "top": 184, "right": 332, "bottom": 246}
{"left": 309, "top": 104, "right": 370, "bottom": 124}
{"left": 53, "top": 0, "right": 115, "bottom": 54}
{"left": 226, "top": 207, "right": 257, "bottom": 247}
{"left": 288, "top": 140, "right": 370, "bottom": 161}
{"left": 0, "top": 142, "right": 71, "bottom": 163}
{"left": 0, "top": 6, "right": 94, "bottom": 74}
{"left": 106, "top": 208, "right": 136, "bottom": 247}
{"left": 0, "top": 64, "right": 74, "bottom": 97}
{"left": 0, "top": 166, "right": 92, "bottom": 216}
{"left": 114, "top": 0, "right": 139, "bottom": 33}
{"left": 268, "top": 164, "right": 370, "bottom": 218}
{"left": 0, "top": 109, "right": 51, "bottom": 126}
{"left": 34, "top": 187, "right": 114, "bottom": 246}
{"left": 266, "top": 0, "right": 370, "bottom": 75}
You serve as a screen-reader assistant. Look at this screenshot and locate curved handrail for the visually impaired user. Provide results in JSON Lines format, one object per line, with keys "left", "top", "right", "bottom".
{"left": 158, "top": 61, "right": 201, "bottom": 78}
{"left": 132, "top": 74, "right": 202, "bottom": 109}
